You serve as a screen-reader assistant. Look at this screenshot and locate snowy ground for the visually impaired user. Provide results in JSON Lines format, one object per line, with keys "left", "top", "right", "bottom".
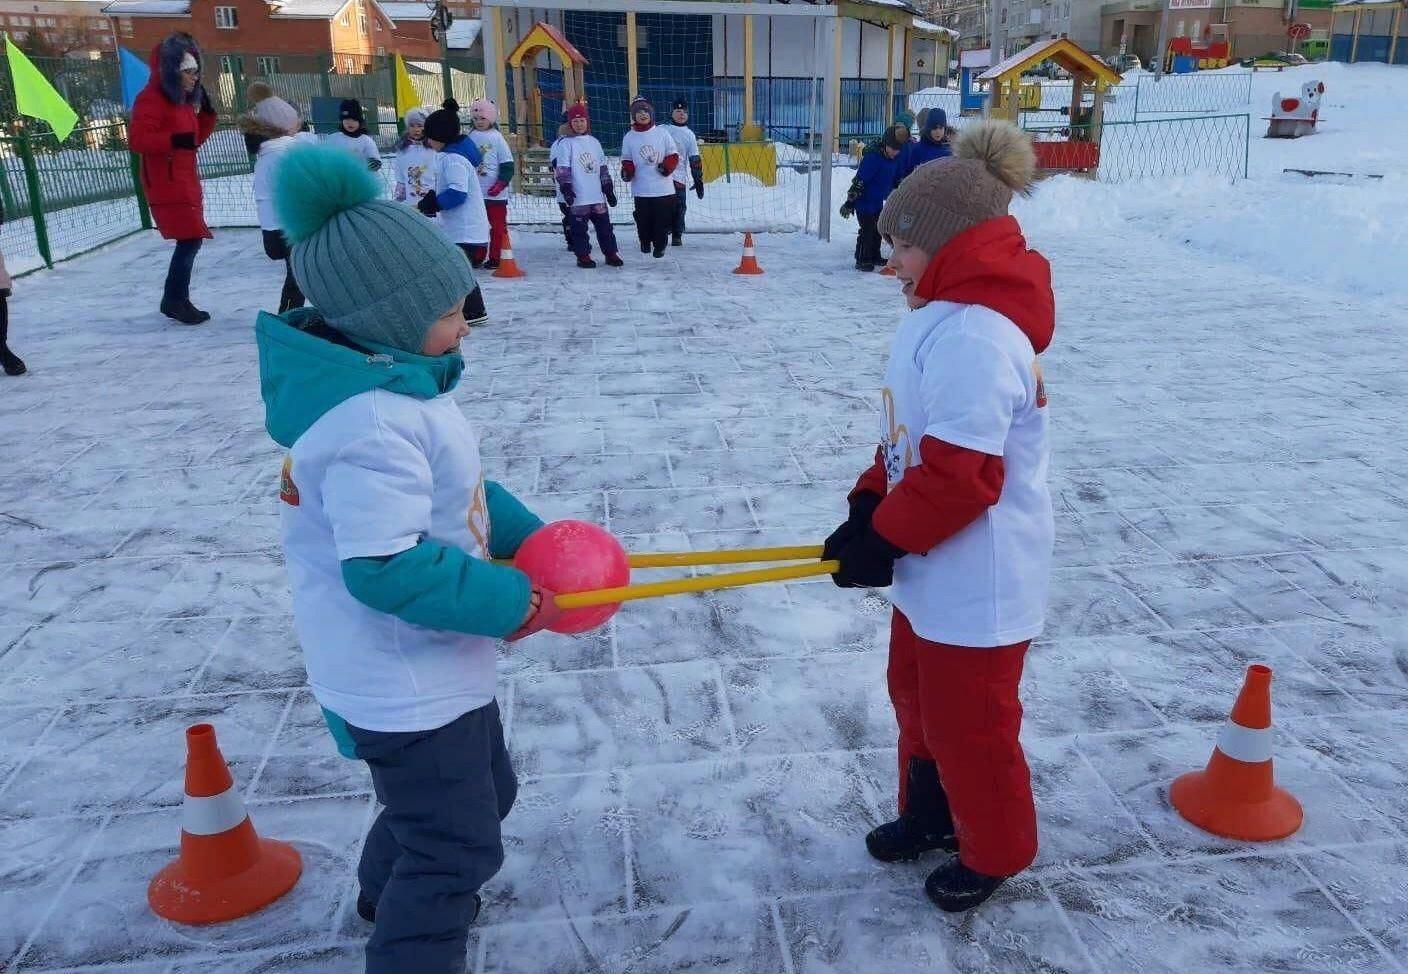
{"left": 3, "top": 62, "right": 1408, "bottom": 974}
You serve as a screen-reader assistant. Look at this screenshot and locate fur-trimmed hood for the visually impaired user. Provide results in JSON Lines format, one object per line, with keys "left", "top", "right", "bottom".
{"left": 238, "top": 115, "right": 290, "bottom": 141}
{"left": 147, "top": 32, "right": 204, "bottom": 106}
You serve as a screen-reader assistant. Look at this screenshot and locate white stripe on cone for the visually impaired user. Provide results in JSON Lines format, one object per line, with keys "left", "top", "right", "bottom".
{"left": 1215, "top": 721, "right": 1274, "bottom": 764}
{"left": 182, "top": 787, "right": 251, "bottom": 836}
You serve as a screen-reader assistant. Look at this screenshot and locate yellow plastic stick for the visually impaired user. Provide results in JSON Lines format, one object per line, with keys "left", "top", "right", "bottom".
{"left": 625, "top": 545, "right": 823, "bottom": 568}
{"left": 554, "top": 560, "right": 840, "bottom": 609}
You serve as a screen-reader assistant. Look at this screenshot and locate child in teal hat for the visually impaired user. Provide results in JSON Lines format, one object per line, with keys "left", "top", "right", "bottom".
{"left": 256, "top": 142, "right": 560, "bottom": 973}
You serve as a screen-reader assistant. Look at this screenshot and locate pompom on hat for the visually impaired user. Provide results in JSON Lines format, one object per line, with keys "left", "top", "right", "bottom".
{"left": 274, "top": 143, "right": 474, "bottom": 352}
{"left": 878, "top": 120, "right": 1037, "bottom": 257}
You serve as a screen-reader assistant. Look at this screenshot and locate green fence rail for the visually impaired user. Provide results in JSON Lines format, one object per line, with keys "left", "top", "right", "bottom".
{"left": 1019, "top": 113, "right": 1251, "bottom": 183}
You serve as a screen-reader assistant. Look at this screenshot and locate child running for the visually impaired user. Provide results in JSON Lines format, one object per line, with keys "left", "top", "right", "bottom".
{"left": 555, "top": 103, "right": 622, "bottom": 269}
{"left": 465, "top": 99, "right": 514, "bottom": 270}
{"left": 393, "top": 106, "right": 437, "bottom": 206}
{"left": 620, "top": 96, "right": 679, "bottom": 258}
{"left": 417, "top": 99, "right": 489, "bottom": 325}
{"left": 330, "top": 98, "right": 382, "bottom": 172}
{"left": 258, "top": 142, "right": 560, "bottom": 973}
{"left": 822, "top": 121, "right": 1054, "bottom": 913}
{"left": 840, "top": 123, "right": 907, "bottom": 272}
{"left": 240, "top": 94, "right": 317, "bottom": 312}
{"left": 658, "top": 98, "right": 704, "bottom": 247}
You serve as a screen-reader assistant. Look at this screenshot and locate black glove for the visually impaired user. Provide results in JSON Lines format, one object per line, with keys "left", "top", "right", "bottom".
{"left": 839, "top": 202, "right": 855, "bottom": 220}
{"left": 828, "top": 525, "right": 905, "bottom": 589}
{"left": 368, "top": 158, "right": 383, "bottom": 172}
{"left": 170, "top": 132, "right": 197, "bottom": 150}
{"left": 656, "top": 162, "right": 672, "bottom": 177}
{"left": 694, "top": 181, "right": 704, "bottom": 200}
{"left": 561, "top": 185, "right": 575, "bottom": 207}
{"left": 416, "top": 191, "right": 440, "bottom": 216}
{"left": 198, "top": 87, "right": 214, "bottom": 116}
{"left": 605, "top": 188, "right": 617, "bottom": 207}
{"left": 822, "top": 492, "right": 883, "bottom": 562}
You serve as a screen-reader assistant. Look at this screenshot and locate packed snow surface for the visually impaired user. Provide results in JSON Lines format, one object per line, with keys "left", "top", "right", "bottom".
{"left": 1, "top": 62, "right": 1406, "bottom": 974}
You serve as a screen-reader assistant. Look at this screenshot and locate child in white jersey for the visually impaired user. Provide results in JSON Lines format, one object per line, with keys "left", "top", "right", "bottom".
{"left": 393, "top": 105, "right": 436, "bottom": 205}
{"left": 555, "top": 103, "right": 622, "bottom": 268}
{"left": 258, "top": 142, "right": 562, "bottom": 973}
{"left": 822, "top": 121, "right": 1055, "bottom": 915}
{"left": 620, "top": 96, "right": 679, "bottom": 258}
{"left": 417, "top": 100, "right": 490, "bottom": 324}
{"left": 329, "top": 98, "right": 381, "bottom": 171}
{"left": 465, "top": 99, "right": 514, "bottom": 269}
{"left": 238, "top": 94, "right": 317, "bottom": 311}
{"left": 658, "top": 98, "right": 704, "bottom": 247}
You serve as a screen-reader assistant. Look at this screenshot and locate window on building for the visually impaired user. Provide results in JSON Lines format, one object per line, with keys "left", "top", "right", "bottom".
{"left": 343, "top": 55, "right": 355, "bottom": 73}
{"left": 219, "top": 54, "right": 244, "bottom": 73}
{"left": 339, "top": 8, "right": 350, "bottom": 26}
{"left": 256, "top": 55, "right": 280, "bottom": 73}
{"left": 214, "top": 5, "right": 238, "bottom": 28}
{"left": 118, "top": 16, "right": 132, "bottom": 35}
{"left": 358, "top": 11, "right": 367, "bottom": 32}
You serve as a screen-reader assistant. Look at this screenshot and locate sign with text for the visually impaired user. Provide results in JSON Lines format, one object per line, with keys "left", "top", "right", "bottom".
{"left": 1168, "top": 0, "right": 1214, "bottom": 9}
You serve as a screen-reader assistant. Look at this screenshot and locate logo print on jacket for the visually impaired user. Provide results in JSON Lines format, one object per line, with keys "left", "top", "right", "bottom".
{"left": 639, "top": 144, "right": 660, "bottom": 164}
{"left": 881, "top": 388, "right": 913, "bottom": 488}
{"left": 577, "top": 150, "right": 597, "bottom": 174}
{"left": 279, "top": 456, "right": 300, "bottom": 506}
{"left": 467, "top": 478, "right": 490, "bottom": 555}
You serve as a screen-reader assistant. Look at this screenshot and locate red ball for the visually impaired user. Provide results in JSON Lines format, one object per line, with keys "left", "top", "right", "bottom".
{"left": 513, "top": 520, "right": 631, "bottom": 634}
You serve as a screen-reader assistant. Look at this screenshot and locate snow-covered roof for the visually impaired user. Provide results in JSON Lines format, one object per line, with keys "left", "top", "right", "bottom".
{"left": 445, "top": 16, "right": 480, "bottom": 50}
{"left": 101, "top": 0, "right": 190, "bottom": 14}
{"left": 267, "top": 0, "right": 350, "bottom": 18}
{"left": 378, "top": 1, "right": 430, "bottom": 21}
{"left": 912, "top": 17, "right": 959, "bottom": 40}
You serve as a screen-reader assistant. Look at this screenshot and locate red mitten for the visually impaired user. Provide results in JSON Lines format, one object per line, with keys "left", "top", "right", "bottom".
{"left": 487, "top": 180, "right": 508, "bottom": 198}
{"left": 621, "top": 160, "right": 636, "bottom": 182}
{"left": 507, "top": 587, "right": 563, "bottom": 642}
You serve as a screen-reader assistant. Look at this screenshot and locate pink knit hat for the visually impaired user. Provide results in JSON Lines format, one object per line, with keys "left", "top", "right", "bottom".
{"left": 469, "top": 98, "right": 498, "bottom": 125}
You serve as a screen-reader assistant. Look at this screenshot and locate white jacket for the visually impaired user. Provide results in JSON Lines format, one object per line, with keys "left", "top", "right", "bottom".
{"left": 253, "top": 131, "right": 319, "bottom": 231}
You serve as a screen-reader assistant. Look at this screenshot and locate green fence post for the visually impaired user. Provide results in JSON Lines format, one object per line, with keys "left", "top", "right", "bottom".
{"left": 1243, "top": 113, "right": 1250, "bottom": 179}
{"left": 15, "top": 128, "right": 52, "bottom": 268}
{"left": 722, "top": 141, "right": 733, "bottom": 183}
{"left": 129, "top": 140, "right": 152, "bottom": 230}
{"left": 319, "top": 53, "right": 333, "bottom": 98}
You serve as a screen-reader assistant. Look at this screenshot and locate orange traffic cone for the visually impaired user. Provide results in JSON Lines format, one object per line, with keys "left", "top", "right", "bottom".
{"left": 492, "top": 230, "right": 526, "bottom": 279}
{"left": 1169, "top": 664, "right": 1303, "bottom": 842}
{"left": 148, "top": 724, "right": 302, "bottom": 924}
{"left": 732, "top": 232, "right": 764, "bottom": 275}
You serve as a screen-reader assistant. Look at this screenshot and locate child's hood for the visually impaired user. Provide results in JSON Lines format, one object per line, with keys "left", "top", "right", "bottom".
{"left": 916, "top": 216, "right": 1054, "bottom": 354}
{"left": 256, "top": 308, "right": 462, "bottom": 448}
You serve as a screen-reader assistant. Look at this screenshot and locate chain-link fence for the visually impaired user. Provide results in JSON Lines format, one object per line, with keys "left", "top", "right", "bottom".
{"left": 1020, "top": 113, "right": 1250, "bottom": 183}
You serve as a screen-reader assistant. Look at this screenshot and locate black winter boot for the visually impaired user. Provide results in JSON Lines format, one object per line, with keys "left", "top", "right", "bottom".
{"left": 671, "top": 233, "right": 683, "bottom": 247}
{"left": 160, "top": 299, "right": 209, "bottom": 325}
{"left": 0, "top": 294, "right": 24, "bottom": 376}
{"left": 924, "top": 859, "right": 1008, "bottom": 913}
{"left": 866, "top": 758, "right": 957, "bottom": 863}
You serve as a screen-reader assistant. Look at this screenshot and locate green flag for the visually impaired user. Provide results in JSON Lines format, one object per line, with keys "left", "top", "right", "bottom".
{"left": 5, "top": 36, "right": 77, "bottom": 140}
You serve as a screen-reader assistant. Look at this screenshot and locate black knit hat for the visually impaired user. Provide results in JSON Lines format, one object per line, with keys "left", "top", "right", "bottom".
{"left": 338, "top": 98, "right": 364, "bottom": 123}
{"left": 672, "top": 99, "right": 687, "bottom": 112}
{"left": 423, "top": 98, "right": 462, "bottom": 144}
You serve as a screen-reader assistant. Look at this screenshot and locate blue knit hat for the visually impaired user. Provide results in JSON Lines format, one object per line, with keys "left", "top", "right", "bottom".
{"left": 273, "top": 142, "right": 473, "bottom": 352}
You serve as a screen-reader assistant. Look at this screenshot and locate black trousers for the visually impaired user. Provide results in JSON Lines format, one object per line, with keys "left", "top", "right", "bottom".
{"left": 455, "top": 244, "right": 487, "bottom": 322}
{"left": 672, "top": 186, "right": 688, "bottom": 236}
{"left": 568, "top": 204, "right": 620, "bottom": 258}
{"left": 162, "top": 238, "right": 202, "bottom": 306}
{"left": 349, "top": 701, "right": 516, "bottom": 974}
{"left": 633, "top": 194, "right": 677, "bottom": 254}
{"left": 262, "top": 229, "right": 305, "bottom": 314}
{"left": 855, "top": 211, "right": 883, "bottom": 267}
{"left": 557, "top": 202, "right": 572, "bottom": 248}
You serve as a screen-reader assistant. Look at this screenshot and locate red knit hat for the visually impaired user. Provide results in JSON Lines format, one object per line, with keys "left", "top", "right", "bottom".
{"left": 565, "top": 102, "right": 588, "bottom": 124}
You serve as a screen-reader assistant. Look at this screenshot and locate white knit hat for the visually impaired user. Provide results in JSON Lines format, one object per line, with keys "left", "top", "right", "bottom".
{"left": 179, "top": 51, "right": 198, "bottom": 72}
{"left": 253, "top": 96, "right": 300, "bottom": 135}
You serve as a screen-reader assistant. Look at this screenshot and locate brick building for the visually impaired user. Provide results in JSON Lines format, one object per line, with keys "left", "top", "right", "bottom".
{"left": 101, "top": 0, "right": 447, "bottom": 70}
{"left": 0, "top": 0, "right": 116, "bottom": 56}
{"left": 1100, "top": 0, "right": 1333, "bottom": 62}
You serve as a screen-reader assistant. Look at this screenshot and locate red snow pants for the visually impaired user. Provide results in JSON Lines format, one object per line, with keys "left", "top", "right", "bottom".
{"left": 485, "top": 200, "right": 509, "bottom": 264}
{"left": 888, "top": 609, "right": 1037, "bottom": 877}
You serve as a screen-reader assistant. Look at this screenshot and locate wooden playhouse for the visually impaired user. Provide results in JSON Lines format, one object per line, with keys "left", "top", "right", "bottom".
{"left": 977, "top": 38, "right": 1122, "bottom": 176}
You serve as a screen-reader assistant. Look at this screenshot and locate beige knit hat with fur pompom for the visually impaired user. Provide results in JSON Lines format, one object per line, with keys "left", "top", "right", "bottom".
{"left": 877, "top": 120, "right": 1036, "bottom": 256}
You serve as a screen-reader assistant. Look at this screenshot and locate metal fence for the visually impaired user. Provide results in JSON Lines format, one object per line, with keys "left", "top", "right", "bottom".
{"left": 1020, "top": 113, "right": 1251, "bottom": 183}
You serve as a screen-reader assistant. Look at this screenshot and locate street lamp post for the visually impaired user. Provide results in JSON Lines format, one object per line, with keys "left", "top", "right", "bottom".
{"left": 426, "top": 0, "right": 454, "bottom": 103}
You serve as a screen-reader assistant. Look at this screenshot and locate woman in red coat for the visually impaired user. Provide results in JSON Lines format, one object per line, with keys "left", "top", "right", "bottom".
{"left": 129, "top": 32, "right": 217, "bottom": 324}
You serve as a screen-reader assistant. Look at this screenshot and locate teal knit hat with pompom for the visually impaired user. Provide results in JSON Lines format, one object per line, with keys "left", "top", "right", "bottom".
{"left": 274, "top": 142, "right": 474, "bottom": 353}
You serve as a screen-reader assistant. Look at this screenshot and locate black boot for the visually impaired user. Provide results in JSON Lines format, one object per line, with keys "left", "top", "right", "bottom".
{"left": 160, "top": 299, "right": 209, "bottom": 325}
{"left": 652, "top": 244, "right": 667, "bottom": 258}
{"left": 866, "top": 758, "right": 957, "bottom": 863}
{"left": 671, "top": 233, "right": 683, "bottom": 247}
{"left": 0, "top": 294, "right": 24, "bottom": 376}
{"left": 924, "top": 859, "right": 1008, "bottom": 913}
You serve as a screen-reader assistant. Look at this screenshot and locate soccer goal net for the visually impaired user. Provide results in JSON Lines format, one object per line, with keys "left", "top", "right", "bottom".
{"left": 482, "top": 0, "right": 877, "bottom": 235}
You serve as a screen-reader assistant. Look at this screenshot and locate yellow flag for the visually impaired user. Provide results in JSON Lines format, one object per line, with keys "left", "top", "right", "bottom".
{"left": 5, "top": 36, "right": 77, "bottom": 141}
{"left": 393, "top": 53, "right": 419, "bottom": 117}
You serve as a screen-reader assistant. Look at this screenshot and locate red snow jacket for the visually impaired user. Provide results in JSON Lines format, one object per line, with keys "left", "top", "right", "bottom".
{"left": 129, "top": 34, "right": 216, "bottom": 240}
{"left": 855, "top": 216, "right": 1054, "bottom": 554}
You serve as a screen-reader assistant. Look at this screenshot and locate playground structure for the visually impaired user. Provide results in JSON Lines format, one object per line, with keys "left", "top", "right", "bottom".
{"left": 1164, "top": 25, "right": 1232, "bottom": 72}
{"left": 504, "top": 22, "right": 588, "bottom": 149}
{"left": 1266, "top": 79, "right": 1324, "bottom": 138}
{"left": 978, "top": 38, "right": 1122, "bottom": 176}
